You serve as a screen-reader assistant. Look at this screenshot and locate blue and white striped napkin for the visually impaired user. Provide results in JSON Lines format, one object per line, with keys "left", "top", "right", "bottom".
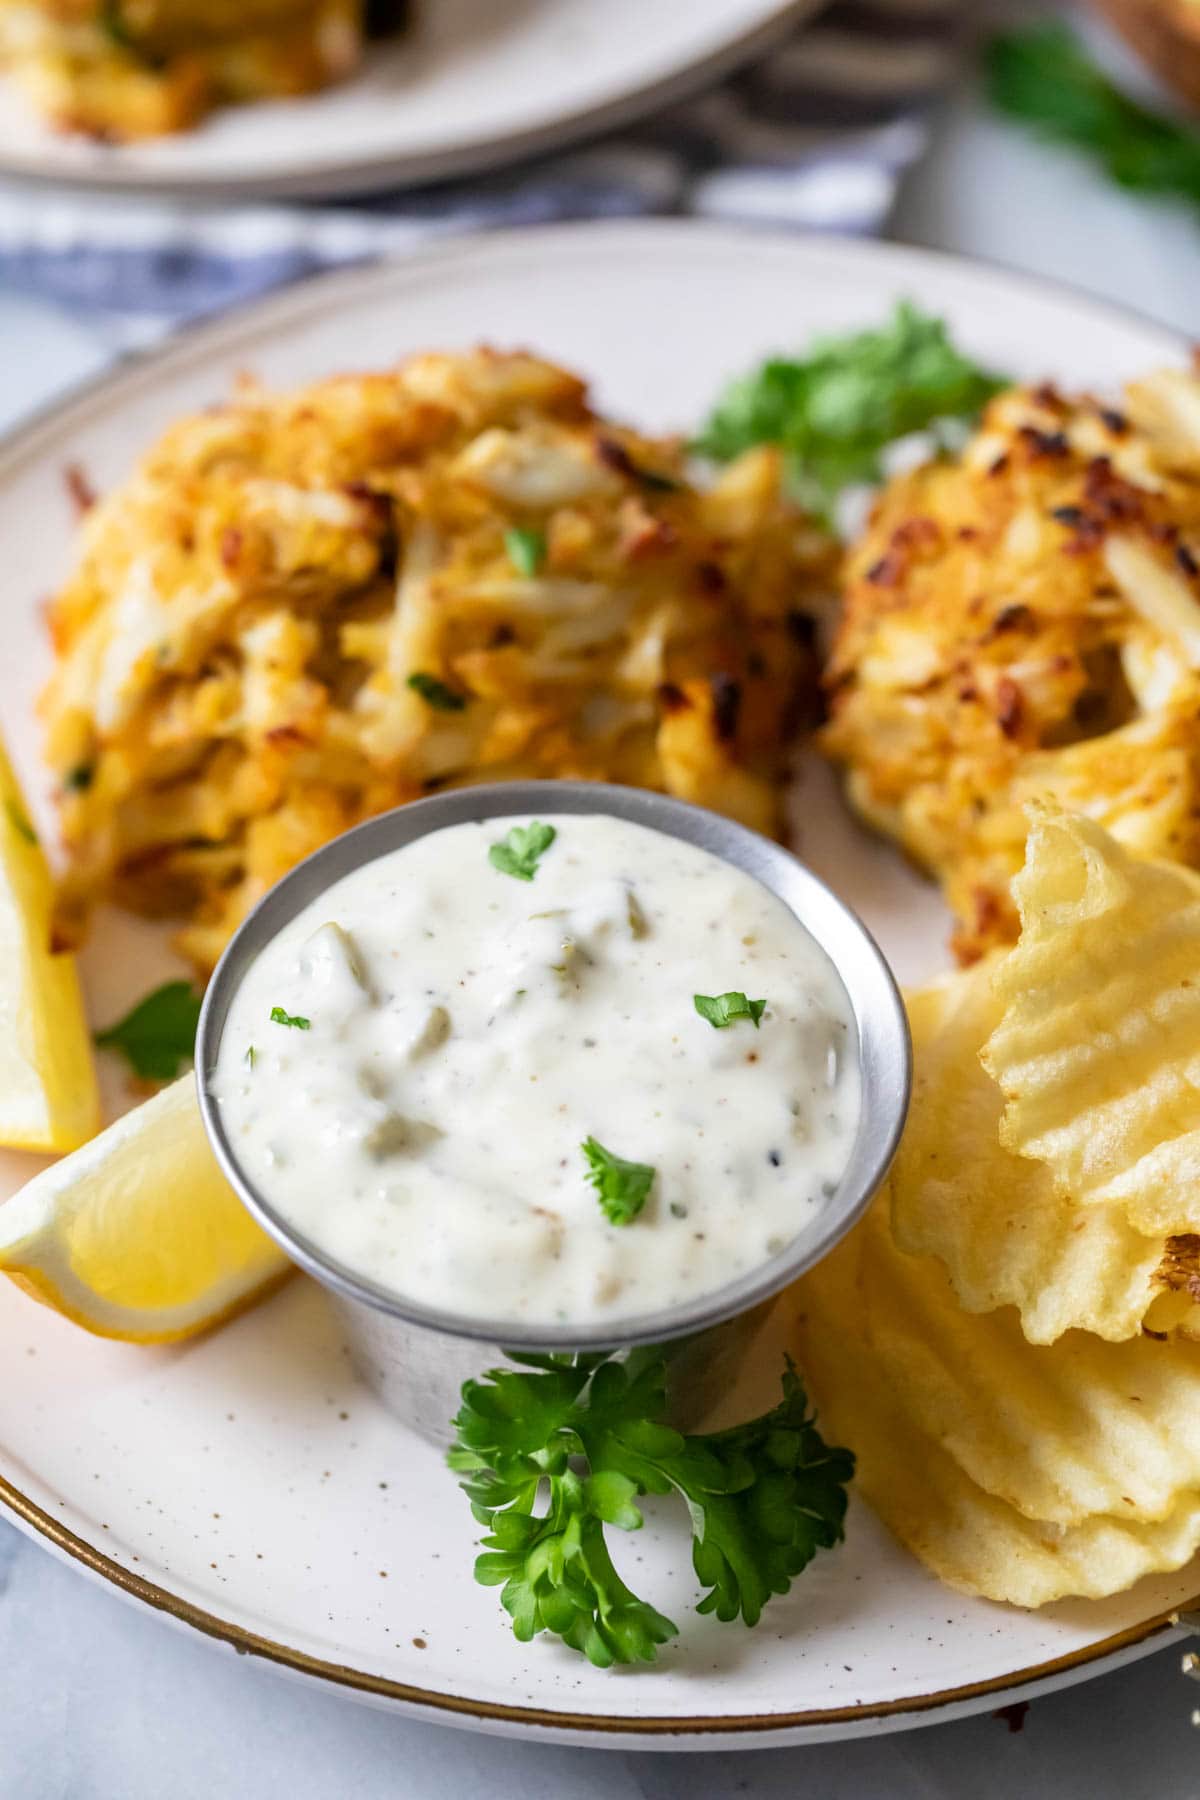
{"left": 0, "top": 0, "right": 957, "bottom": 349}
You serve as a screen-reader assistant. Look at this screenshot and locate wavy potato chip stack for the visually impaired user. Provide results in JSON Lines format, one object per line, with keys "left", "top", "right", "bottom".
{"left": 799, "top": 1215, "right": 1200, "bottom": 1607}
{"left": 891, "top": 964, "right": 1179, "bottom": 1346}
{"left": 797, "top": 808, "right": 1200, "bottom": 1605}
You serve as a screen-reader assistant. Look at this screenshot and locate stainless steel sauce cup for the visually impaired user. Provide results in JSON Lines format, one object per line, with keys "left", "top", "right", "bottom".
{"left": 196, "top": 781, "right": 910, "bottom": 1444}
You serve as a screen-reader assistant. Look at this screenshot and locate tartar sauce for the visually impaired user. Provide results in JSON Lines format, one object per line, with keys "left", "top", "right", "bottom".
{"left": 212, "top": 813, "right": 860, "bottom": 1325}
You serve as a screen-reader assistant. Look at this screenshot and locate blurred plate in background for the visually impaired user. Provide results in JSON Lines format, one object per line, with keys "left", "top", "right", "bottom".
{"left": 0, "top": 0, "right": 822, "bottom": 199}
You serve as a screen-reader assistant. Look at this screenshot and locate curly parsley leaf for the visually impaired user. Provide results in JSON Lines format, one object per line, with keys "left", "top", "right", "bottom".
{"left": 449, "top": 1351, "right": 853, "bottom": 1667}
{"left": 270, "top": 1006, "right": 311, "bottom": 1031}
{"left": 581, "top": 1136, "right": 655, "bottom": 1225}
{"left": 95, "top": 980, "right": 202, "bottom": 1082}
{"left": 488, "top": 820, "right": 557, "bottom": 882}
{"left": 694, "top": 991, "right": 766, "bottom": 1030}
{"left": 407, "top": 671, "right": 468, "bottom": 712}
{"left": 696, "top": 301, "right": 1006, "bottom": 519}
{"left": 503, "top": 526, "right": 546, "bottom": 577}
{"left": 987, "top": 24, "right": 1200, "bottom": 210}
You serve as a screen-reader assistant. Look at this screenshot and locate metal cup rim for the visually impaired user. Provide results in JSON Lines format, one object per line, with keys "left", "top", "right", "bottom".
{"left": 196, "top": 780, "right": 911, "bottom": 1352}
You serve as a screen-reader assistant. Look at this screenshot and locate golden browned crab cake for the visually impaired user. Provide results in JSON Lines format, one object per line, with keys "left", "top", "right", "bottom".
{"left": 41, "top": 348, "right": 834, "bottom": 973}
{"left": 0, "top": 0, "right": 363, "bottom": 139}
{"left": 823, "top": 367, "right": 1200, "bottom": 961}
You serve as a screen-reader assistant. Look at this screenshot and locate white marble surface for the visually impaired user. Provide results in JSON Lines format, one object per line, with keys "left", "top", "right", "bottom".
{"left": 3, "top": 4, "right": 1200, "bottom": 1793}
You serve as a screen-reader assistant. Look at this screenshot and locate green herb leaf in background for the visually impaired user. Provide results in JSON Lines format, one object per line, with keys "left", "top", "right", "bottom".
{"left": 488, "top": 819, "right": 557, "bottom": 882}
{"left": 987, "top": 24, "right": 1200, "bottom": 209}
{"left": 448, "top": 1350, "right": 853, "bottom": 1667}
{"left": 95, "top": 981, "right": 202, "bottom": 1082}
{"left": 694, "top": 991, "right": 767, "bottom": 1030}
{"left": 503, "top": 526, "right": 546, "bottom": 576}
{"left": 696, "top": 301, "right": 1006, "bottom": 519}
{"left": 406, "top": 671, "right": 468, "bottom": 712}
{"left": 580, "top": 1136, "right": 656, "bottom": 1225}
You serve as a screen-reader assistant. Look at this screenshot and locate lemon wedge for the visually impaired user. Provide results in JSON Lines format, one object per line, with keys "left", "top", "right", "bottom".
{"left": 0, "top": 736, "right": 99, "bottom": 1150}
{"left": 0, "top": 1075, "right": 291, "bottom": 1342}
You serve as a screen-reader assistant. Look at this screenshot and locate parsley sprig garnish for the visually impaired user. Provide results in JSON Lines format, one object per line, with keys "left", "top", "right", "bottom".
{"left": 95, "top": 980, "right": 202, "bottom": 1082}
{"left": 694, "top": 991, "right": 766, "bottom": 1030}
{"left": 489, "top": 820, "right": 556, "bottom": 882}
{"left": 696, "top": 301, "right": 1005, "bottom": 520}
{"left": 270, "top": 1006, "right": 311, "bottom": 1030}
{"left": 449, "top": 1350, "right": 853, "bottom": 1667}
{"left": 581, "top": 1136, "right": 655, "bottom": 1225}
{"left": 987, "top": 24, "right": 1200, "bottom": 212}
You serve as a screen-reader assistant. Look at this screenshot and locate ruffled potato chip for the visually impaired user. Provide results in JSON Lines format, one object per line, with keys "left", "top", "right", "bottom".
{"left": 796, "top": 810, "right": 1200, "bottom": 1601}
{"left": 984, "top": 809, "right": 1200, "bottom": 1240}
{"left": 795, "top": 1215, "right": 1200, "bottom": 1606}
{"left": 860, "top": 1204, "right": 1200, "bottom": 1527}
{"left": 891, "top": 958, "right": 1192, "bottom": 1344}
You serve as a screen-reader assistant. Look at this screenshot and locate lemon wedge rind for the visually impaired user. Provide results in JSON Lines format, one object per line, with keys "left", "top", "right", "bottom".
{"left": 0, "top": 1076, "right": 292, "bottom": 1343}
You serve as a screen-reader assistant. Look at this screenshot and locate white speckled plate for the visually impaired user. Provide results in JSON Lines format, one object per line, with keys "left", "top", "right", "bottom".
{"left": 0, "top": 0, "right": 819, "bottom": 199}
{"left": 0, "top": 224, "right": 1195, "bottom": 1749}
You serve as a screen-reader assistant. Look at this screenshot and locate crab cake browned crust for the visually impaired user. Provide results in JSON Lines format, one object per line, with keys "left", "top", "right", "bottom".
{"left": 41, "top": 348, "right": 834, "bottom": 973}
{"left": 823, "top": 368, "right": 1200, "bottom": 961}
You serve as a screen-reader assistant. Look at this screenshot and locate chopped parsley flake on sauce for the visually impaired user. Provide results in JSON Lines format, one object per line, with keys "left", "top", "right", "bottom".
{"left": 488, "top": 820, "right": 557, "bottom": 882}
{"left": 270, "top": 1007, "right": 311, "bottom": 1030}
{"left": 694, "top": 991, "right": 767, "bottom": 1030}
{"left": 581, "top": 1136, "right": 655, "bottom": 1225}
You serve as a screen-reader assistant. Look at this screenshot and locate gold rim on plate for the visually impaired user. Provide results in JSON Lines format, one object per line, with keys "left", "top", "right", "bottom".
{"left": 1, "top": 1468, "right": 1194, "bottom": 1735}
